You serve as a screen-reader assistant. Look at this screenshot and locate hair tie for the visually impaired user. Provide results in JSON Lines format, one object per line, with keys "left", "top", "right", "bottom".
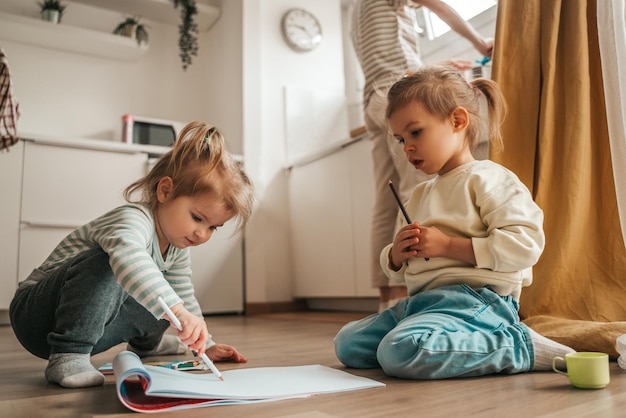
{"left": 469, "top": 81, "right": 483, "bottom": 96}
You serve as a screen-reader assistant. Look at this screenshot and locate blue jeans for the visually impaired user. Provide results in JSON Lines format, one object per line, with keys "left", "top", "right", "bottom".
{"left": 334, "top": 285, "right": 534, "bottom": 379}
{"left": 10, "top": 248, "right": 169, "bottom": 359}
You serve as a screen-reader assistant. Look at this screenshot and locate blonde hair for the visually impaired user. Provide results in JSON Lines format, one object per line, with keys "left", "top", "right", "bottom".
{"left": 124, "top": 121, "right": 254, "bottom": 231}
{"left": 386, "top": 64, "right": 507, "bottom": 153}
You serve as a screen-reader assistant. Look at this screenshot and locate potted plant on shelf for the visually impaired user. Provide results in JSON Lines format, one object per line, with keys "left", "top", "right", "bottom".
{"left": 113, "top": 17, "right": 149, "bottom": 47}
{"left": 38, "top": 0, "right": 67, "bottom": 24}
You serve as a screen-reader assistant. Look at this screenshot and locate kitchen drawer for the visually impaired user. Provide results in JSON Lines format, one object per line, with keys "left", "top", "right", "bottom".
{"left": 18, "top": 226, "right": 74, "bottom": 280}
{"left": 21, "top": 142, "right": 147, "bottom": 224}
{"left": 18, "top": 141, "right": 147, "bottom": 279}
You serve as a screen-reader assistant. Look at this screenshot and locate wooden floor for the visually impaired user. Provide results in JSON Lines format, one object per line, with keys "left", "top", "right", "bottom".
{"left": 2, "top": 311, "right": 626, "bottom": 417}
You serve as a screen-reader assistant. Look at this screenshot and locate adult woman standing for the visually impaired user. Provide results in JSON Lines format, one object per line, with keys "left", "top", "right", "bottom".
{"left": 351, "top": 0, "right": 493, "bottom": 311}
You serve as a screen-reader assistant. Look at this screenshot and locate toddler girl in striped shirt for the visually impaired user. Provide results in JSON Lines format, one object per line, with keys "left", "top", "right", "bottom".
{"left": 10, "top": 121, "right": 254, "bottom": 388}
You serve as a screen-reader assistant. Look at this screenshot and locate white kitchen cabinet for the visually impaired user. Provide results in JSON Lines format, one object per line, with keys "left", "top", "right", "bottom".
{"left": 190, "top": 223, "right": 244, "bottom": 314}
{"left": 289, "top": 138, "right": 377, "bottom": 299}
{"left": 0, "top": 141, "right": 24, "bottom": 311}
{"left": 348, "top": 138, "right": 379, "bottom": 297}
{"left": 289, "top": 147, "right": 354, "bottom": 297}
{"left": 18, "top": 141, "right": 147, "bottom": 281}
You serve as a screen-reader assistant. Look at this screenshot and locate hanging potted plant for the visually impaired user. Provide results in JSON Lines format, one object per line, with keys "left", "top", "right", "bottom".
{"left": 38, "top": 0, "right": 67, "bottom": 24}
{"left": 171, "top": 0, "right": 199, "bottom": 71}
{"left": 113, "top": 16, "right": 149, "bottom": 46}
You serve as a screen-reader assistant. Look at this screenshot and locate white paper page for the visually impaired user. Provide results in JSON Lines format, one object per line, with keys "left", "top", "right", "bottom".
{"left": 144, "top": 364, "right": 384, "bottom": 399}
{"left": 114, "top": 351, "right": 384, "bottom": 401}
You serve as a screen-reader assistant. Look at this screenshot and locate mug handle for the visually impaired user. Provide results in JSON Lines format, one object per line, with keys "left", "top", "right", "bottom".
{"left": 552, "top": 356, "right": 568, "bottom": 376}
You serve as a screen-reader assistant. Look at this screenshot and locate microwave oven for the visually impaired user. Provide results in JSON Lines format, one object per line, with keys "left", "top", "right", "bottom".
{"left": 121, "top": 115, "right": 186, "bottom": 147}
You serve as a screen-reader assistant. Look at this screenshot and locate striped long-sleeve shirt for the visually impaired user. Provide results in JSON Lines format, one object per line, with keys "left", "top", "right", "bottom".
{"left": 20, "top": 203, "right": 203, "bottom": 321}
{"left": 352, "top": 0, "right": 423, "bottom": 106}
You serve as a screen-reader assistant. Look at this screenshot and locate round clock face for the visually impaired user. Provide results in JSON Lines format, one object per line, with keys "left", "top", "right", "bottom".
{"left": 281, "top": 8, "right": 322, "bottom": 52}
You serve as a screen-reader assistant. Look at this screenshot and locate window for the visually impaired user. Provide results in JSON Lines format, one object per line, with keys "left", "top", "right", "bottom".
{"left": 422, "top": 0, "right": 497, "bottom": 39}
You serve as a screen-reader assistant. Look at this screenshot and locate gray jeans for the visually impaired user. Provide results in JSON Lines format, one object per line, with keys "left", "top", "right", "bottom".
{"left": 10, "top": 247, "right": 168, "bottom": 359}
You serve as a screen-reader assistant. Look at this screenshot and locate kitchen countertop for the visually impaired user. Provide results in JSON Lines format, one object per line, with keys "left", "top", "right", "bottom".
{"left": 286, "top": 127, "right": 368, "bottom": 169}
{"left": 20, "top": 134, "right": 245, "bottom": 162}
{"left": 21, "top": 133, "right": 171, "bottom": 156}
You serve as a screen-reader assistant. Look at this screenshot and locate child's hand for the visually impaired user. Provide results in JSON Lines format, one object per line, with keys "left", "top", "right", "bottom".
{"left": 169, "top": 303, "right": 210, "bottom": 354}
{"left": 390, "top": 223, "right": 453, "bottom": 265}
{"left": 412, "top": 224, "right": 447, "bottom": 259}
{"left": 206, "top": 344, "right": 248, "bottom": 363}
{"left": 390, "top": 223, "right": 422, "bottom": 268}
{"left": 414, "top": 225, "right": 477, "bottom": 266}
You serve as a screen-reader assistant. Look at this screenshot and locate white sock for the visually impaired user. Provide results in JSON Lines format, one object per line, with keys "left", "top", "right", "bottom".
{"left": 45, "top": 353, "right": 105, "bottom": 388}
{"left": 527, "top": 327, "right": 575, "bottom": 370}
{"left": 127, "top": 334, "right": 187, "bottom": 357}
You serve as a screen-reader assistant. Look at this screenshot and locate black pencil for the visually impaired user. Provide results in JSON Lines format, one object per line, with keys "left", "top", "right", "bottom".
{"left": 388, "top": 179, "right": 412, "bottom": 224}
{"left": 388, "top": 179, "right": 429, "bottom": 261}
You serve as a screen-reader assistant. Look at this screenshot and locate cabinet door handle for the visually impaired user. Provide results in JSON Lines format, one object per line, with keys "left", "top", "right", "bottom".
{"left": 21, "top": 220, "right": 82, "bottom": 229}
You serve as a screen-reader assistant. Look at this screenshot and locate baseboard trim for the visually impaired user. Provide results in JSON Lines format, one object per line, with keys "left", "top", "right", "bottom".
{"left": 305, "top": 297, "right": 378, "bottom": 313}
{"left": 245, "top": 299, "right": 308, "bottom": 315}
{"left": 0, "top": 310, "right": 8, "bottom": 325}
{"left": 245, "top": 298, "right": 379, "bottom": 315}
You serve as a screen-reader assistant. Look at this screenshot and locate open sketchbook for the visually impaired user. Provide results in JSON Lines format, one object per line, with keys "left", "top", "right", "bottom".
{"left": 113, "top": 351, "right": 385, "bottom": 413}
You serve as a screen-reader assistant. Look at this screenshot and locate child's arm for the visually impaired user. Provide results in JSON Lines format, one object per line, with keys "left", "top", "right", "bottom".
{"left": 415, "top": 225, "right": 476, "bottom": 265}
{"left": 415, "top": 0, "right": 493, "bottom": 57}
{"left": 94, "top": 205, "right": 189, "bottom": 317}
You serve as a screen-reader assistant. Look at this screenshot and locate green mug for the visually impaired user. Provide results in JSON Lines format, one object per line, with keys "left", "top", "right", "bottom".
{"left": 552, "top": 352, "right": 610, "bottom": 389}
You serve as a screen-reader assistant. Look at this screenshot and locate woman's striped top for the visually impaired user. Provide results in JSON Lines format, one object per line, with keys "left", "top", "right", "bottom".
{"left": 352, "top": 0, "right": 424, "bottom": 106}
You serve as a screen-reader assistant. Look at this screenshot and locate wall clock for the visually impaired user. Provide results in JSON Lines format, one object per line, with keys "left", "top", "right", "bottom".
{"left": 281, "top": 8, "right": 322, "bottom": 52}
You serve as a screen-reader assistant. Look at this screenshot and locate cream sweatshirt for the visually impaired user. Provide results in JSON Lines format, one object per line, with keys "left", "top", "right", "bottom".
{"left": 380, "top": 160, "right": 545, "bottom": 300}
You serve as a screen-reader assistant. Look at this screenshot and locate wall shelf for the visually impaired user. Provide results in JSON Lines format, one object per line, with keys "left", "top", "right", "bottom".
{"left": 71, "top": 0, "right": 221, "bottom": 32}
{"left": 0, "top": 11, "right": 148, "bottom": 61}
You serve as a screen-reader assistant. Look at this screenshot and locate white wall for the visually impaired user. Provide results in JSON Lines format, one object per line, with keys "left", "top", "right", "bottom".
{"left": 201, "top": 0, "right": 244, "bottom": 156}
{"left": 201, "top": 0, "right": 348, "bottom": 305}
{"left": 239, "top": 0, "right": 347, "bottom": 304}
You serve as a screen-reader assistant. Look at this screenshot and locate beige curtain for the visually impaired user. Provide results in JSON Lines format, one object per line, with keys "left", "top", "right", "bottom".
{"left": 491, "top": 0, "right": 626, "bottom": 356}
